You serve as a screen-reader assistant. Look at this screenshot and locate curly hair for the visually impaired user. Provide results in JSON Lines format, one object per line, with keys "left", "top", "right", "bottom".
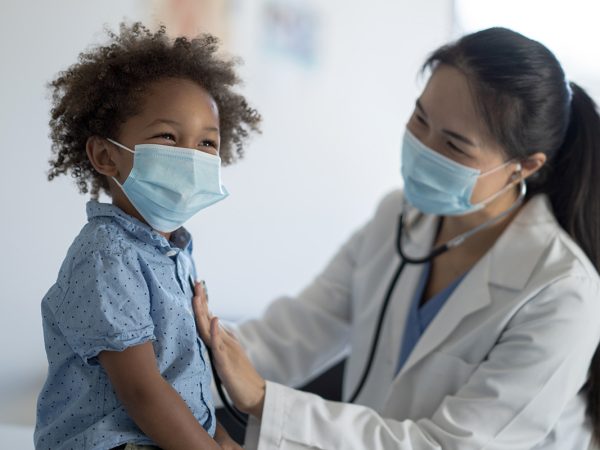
{"left": 47, "top": 22, "right": 261, "bottom": 197}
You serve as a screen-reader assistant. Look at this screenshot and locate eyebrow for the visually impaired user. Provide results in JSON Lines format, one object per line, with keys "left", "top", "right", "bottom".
{"left": 144, "top": 118, "right": 219, "bottom": 132}
{"left": 415, "top": 99, "right": 476, "bottom": 147}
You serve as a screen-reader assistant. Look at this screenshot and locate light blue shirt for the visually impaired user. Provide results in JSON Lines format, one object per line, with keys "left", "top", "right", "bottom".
{"left": 395, "top": 263, "right": 467, "bottom": 374}
{"left": 35, "top": 201, "right": 215, "bottom": 450}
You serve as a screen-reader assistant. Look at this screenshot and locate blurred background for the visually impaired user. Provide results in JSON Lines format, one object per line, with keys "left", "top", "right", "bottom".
{"left": 0, "top": 0, "right": 598, "bottom": 447}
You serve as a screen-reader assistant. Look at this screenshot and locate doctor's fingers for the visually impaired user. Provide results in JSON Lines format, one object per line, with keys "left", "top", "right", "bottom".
{"left": 221, "top": 325, "right": 238, "bottom": 341}
{"left": 209, "top": 317, "right": 266, "bottom": 415}
{"left": 193, "top": 280, "right": 212, "bottom": 308}
{"left": 193, "top": 281, "right": 213, "bottom": 345}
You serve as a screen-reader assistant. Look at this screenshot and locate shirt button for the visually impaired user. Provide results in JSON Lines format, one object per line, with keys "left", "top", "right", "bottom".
{"left": 165, "top": 249, "right": 178, "bottom": 257}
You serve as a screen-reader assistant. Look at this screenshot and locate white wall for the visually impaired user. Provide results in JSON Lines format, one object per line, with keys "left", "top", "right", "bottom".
{"left": 454, "top": 0, "right": 600, "bottom": 101}
{"left": 0, "top": 0, "right": 453, "bottom": 439}
{"left": 199, "top": 0, "right": 453, "bottom": 319}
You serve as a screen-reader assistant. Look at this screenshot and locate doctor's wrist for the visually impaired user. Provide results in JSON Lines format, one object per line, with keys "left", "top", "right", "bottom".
{"left": 245, "top": 380, "right": 266, "bottom": 420}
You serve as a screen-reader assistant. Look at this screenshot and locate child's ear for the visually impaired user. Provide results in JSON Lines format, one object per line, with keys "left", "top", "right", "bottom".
{"left": 86, "top": 136, "right": 118, "bottom": 177}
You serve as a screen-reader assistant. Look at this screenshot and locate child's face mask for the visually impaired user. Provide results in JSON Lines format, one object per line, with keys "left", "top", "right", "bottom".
{"left": 108, "top": 138, "right": 229, "bottom": 232}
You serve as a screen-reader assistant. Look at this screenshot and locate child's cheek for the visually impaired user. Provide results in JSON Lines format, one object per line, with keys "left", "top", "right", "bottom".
{"left": 116, "top": 157, "right": 135, "bottom": 182}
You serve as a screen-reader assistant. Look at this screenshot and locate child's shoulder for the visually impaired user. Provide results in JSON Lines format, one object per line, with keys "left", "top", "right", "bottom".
{"left": 48, "top": 208, "right": 145, "bottom": 310}
{"left": 57, "top": 201, "right": 170, "bottom": 282}
{"left": 75, "top": 215, "right": 131, "bottom": 255}
{"left": 63, "top": 204, "right": 143, "bottom": 269}
{"left": 54, "top": 217, "right": 134, "bottom": 282}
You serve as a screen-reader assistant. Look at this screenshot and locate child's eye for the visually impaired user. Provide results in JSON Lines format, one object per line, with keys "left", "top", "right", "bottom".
{"left": 200, "top": 140, "right": 218, "bottom": 149}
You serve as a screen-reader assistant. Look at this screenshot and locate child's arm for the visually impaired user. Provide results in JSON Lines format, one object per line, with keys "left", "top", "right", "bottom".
{"left": 99, "top": 342, "right": 221, "bottom": 450}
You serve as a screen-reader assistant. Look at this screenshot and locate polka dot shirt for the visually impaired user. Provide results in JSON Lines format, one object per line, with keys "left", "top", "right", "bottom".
{"left": 34, "top": 201, "right": 215, "bottom": 450}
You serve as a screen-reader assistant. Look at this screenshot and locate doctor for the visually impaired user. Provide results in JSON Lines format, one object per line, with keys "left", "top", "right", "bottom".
{"left": 195, "top": 28, "right": 600, "bottom": 449}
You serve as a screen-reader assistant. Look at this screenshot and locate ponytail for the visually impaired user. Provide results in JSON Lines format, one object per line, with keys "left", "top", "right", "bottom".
{"left": 550, "top": 82, "right": 600, "bottom": 443}
{"left": 425, "top": 27, "right": 600, "bottom": 443}
{"left": 549, "top": 82, "right": 600, "bottom": 269}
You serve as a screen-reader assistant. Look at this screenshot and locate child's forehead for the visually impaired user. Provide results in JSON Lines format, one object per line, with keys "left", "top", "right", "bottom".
{"left": 141, "top": 77, "right": 215, "bottom": 104}
{"left": 130, "top": 77, "right": 219, "bottom": 121}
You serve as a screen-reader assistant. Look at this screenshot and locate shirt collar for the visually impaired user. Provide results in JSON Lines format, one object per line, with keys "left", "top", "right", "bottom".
{"left": 86, "top": 201, "right": 193, "bottom": 255}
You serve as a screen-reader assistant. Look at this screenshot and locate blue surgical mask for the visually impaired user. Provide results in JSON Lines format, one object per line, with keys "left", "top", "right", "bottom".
{"left": 107, "top": 139, "right": 229, "bottom": 232}
{"left": 401, "top": 129, "right": 519, "bottom": 216}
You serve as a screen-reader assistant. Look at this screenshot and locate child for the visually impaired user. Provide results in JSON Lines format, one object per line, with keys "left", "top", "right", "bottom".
{"left": 34, "top": 22, "right": 261, "bottom": 450}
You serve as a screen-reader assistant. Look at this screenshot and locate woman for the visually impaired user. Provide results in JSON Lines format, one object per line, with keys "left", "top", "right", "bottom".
{"left": 195, "top": 28, "right": 600, "bottom": 449}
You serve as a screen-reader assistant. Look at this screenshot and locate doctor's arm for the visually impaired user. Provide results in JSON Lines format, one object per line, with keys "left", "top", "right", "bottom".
{"left": 196, "top": 275, "right": 600, "bottom": 450}
{"left": 226, "top": 223, "right": 371, "bottom": 388}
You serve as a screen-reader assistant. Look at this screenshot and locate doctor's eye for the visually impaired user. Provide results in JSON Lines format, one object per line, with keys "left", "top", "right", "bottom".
{"left": 415, "top": 114, "right": 428, "bottom": 126}
{"left": 447, "top": 140, "right": 469, "bottom": 157}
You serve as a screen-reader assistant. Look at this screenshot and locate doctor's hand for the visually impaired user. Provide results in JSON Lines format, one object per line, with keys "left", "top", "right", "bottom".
{"left": 193, "top": 282, "right": 266, "bottom": 419}
{"left": 214, "top": 422, "right": 243, "bottom": 450}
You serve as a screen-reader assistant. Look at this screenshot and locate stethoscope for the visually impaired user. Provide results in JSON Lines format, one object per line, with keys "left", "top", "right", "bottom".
{"left": 208, "top": 348, "right": 249, "bottom": 426}
{"left": 212, "top": 179, "right": 528, "bottom": 425}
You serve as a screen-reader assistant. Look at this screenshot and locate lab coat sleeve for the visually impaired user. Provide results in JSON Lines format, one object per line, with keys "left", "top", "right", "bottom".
{"left": 232, "top": 221, "right": 370, "bottom": 388}
{"left": 245, "top": 274, "right": 600, "bottom": 450}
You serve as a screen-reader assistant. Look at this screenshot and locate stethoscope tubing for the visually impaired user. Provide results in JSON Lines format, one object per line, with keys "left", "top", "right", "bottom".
{"left": 209, "top": 347, "right": 249, "bottom": 426}
{"left": 348, "top": 181, "right": 526, "bottom": 403}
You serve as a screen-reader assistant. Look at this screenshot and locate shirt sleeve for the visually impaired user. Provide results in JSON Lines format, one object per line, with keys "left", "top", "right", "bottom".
{"left": 53, "top": 246, "right": 155, "bottom": 365}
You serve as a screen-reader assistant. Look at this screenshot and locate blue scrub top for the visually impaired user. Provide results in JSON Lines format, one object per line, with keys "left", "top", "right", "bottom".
{"left": 395, "top": 262, "right": 467, "bottom": 375}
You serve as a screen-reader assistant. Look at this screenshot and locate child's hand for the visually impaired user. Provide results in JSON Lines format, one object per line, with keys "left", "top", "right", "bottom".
{"left": 214, "top": 422, "right": 243, "bottom": 450}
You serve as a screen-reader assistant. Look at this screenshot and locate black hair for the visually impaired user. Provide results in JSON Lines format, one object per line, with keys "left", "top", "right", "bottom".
{"left": 425, "top": 27, "right": 600, "bottom": 443}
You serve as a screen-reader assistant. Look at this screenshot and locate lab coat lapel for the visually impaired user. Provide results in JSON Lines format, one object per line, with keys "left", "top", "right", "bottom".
{"left": 487, "top": 195, "right": 557, "bottom": 290}
{"left": 394, "top": 195, "right": 556, "bottom": 378}
{"left": 396, "top": 255, "right": 492, "bottom": 377}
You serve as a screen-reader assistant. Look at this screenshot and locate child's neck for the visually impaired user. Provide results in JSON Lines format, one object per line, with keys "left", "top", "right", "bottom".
{"left": 111, "top": 192, "right": 172, "bottom": 241}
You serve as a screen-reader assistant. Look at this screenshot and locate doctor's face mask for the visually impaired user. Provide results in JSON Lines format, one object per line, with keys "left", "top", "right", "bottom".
{"left": 401, "top": 129, "right": 519, "bottom": 216}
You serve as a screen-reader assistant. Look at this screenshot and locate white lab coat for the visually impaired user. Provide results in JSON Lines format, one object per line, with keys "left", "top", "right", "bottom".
{"left": 235, "top": 191, "right": 600, "bottom": 450}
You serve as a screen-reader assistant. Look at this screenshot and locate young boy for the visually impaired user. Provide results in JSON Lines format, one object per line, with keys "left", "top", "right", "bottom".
{"left": 34, "top": 22, "right": 260, "bottom": 450}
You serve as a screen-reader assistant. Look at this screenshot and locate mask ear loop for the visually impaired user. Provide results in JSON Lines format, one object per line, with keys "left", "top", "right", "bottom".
{"left": 474, "top": 161, "right": 523, "bottom": 209}
{"left": 106, "top": 138, "right": 135, "bottom": 154}
{"left": 105, "top": 138, "right": 135, "bottom": 188}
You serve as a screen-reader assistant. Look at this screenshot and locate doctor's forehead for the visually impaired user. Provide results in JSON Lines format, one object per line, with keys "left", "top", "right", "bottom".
{"left": 417, "top": 65, "right": 491, "bottom": 146}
